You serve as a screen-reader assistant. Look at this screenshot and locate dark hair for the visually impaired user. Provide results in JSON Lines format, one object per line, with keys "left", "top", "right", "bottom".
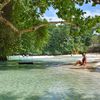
{"left": 82, "top": 53, "right": 86, "bottom": 56}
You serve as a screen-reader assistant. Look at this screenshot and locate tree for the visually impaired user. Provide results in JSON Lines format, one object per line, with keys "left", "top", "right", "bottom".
{"left": 42, "top": 24, "right": 94, "bottom": 55}
{"left": 1, "top": 0, "right": 99, "bottom": 35}
{"left": 0, "top": 0, "right": 49, "bottom": 60}
{"left": 0, "top": 0, "right": 100, "bottom": 60}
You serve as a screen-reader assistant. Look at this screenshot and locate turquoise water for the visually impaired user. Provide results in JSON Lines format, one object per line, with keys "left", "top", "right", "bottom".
{"left": 0, "top": 55, "right": 100, "bottom": 100}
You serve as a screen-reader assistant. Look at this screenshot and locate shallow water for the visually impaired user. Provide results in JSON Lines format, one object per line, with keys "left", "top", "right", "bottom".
{"left": 0, "top": 55, "right": 100, "bottom": 100}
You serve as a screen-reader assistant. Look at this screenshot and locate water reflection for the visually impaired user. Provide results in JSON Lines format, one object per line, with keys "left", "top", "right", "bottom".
{"left": 0, "top": 92, "right": 20, "bottom": 100}
{"left": 0, "top": 61, "right": 65, "bottom": 70}
{"left": 0, "top": 56, "right": 100, "bottom": 100}
{"left": 1, "top": 89, "right": 100, "bottom": 100}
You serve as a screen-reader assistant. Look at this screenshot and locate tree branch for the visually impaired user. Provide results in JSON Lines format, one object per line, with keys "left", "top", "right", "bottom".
{"left": 20, "top": 24, "right": 48, "bottom": 34}
{"left": 0, "top": 15, "right": 19, "bottom": 33}
{"left": 0, "top": 15, "right": 48, "bottom": 34}
{"left": 0, "top": 0, "right": 11, "bottom": 11}
{"left": 92, "top": 0, "right": 100, "bottom": 4}
{"left": 0, "top": 0, "right": 79, "bottom": 35}
{"left": 0, "top": 14, "right": 80, "bottom": 35}
{"left": 0, "top": 0, "right": 48, "bottom": 35}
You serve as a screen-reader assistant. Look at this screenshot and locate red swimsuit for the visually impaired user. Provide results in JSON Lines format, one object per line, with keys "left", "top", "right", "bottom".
{"left": 82, "top": 56, "right": 87, "bottom": 65}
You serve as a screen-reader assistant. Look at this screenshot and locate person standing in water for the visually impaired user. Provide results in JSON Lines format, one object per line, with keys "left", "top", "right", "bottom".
{"left": 75, "top": 53, "right": 87, "bottom": 67}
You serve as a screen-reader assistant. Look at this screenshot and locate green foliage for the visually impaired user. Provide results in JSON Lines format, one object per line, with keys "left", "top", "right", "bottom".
{"left": 0, "top": 24, "right": 19, "bottom": 56}
{"left": 0, "top": 0, "right": 49, "bottom": 56}
{"left": 0, "top": 0, "right": 100, "bottom": 57}
{"left": 12, "top": 0, "right": 50, "bottom": 53}
{"left": 42, "top": 24, "right": 93, "bottom": 55}
{"left": 12, "top": 0, "right": 40, "bottom": 29}
{"left": 0, "top": 2, "right": 18, "bottom": 56}
{"left": 33, "top": 26, "right": 49, "bottom": 49}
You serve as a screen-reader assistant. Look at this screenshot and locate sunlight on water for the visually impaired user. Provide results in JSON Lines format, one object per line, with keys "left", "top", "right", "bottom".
{"left": 0, "top": 55, "right": 100, "bottom": 100}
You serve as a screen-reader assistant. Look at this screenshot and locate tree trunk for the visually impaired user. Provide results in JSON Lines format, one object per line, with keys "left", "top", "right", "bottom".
{"left": 0, "top": 56, "right": 7, "bottom": 61}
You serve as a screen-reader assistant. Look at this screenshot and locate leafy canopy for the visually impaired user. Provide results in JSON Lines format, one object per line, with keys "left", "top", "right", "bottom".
{"left": 0, "top": 0, "right": 100, "bottom": 56}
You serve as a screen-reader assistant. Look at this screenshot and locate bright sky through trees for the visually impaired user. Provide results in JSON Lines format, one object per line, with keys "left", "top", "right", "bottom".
{"left": 44, "top": 3, "right": 100, "bottom": 21}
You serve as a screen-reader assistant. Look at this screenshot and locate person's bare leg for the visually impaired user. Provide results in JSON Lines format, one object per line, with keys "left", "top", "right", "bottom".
{"left": 74, "top": 60, "right": 82, "bottom": 66}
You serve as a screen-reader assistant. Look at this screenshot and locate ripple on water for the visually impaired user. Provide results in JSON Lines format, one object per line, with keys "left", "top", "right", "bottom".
{"left": 0, "top": 60, "right": 100, "bottom": 99}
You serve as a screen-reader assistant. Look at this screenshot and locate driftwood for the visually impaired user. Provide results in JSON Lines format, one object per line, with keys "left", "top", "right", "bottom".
{"left": 0, "top": 56, "right": 7, "bottom": 61}
{"left": 18, "top": 62, "right": 34, "bottom": 64}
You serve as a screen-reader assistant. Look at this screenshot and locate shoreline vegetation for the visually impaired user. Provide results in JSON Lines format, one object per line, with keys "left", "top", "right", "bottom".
{"left": 7, "top": 53, "right": 100, "bottom": 69}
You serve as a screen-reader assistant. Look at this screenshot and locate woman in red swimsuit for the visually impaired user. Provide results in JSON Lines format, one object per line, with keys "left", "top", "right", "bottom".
{"left": 75, "top": 53, "right": 87, "bottom": 66}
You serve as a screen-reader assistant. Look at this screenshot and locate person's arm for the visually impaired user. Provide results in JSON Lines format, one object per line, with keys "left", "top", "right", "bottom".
{"left": 83, "top": 57, "right": 87, "bottom": 65}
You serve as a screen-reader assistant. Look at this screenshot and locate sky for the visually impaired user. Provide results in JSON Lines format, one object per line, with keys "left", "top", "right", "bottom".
{"left": 43, "top": 3, "right": 100, "bottom": 21}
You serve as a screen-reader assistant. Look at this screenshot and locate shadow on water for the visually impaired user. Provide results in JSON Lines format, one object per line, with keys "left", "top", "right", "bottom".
{"left": 43, "top": 88, "right": 100, "bottom": 100}
{"left": 0, "top": 60, "right": 100, "bottom": 73}
{"left": 1, "top": 88, "right": 100, "bottom": 100}
{"left": 25, "top": 89, "right": 100, "bottom": 100}
{"left": 0, "top": 61, "right": 65, "bottom": 70}
{"left": 25, "top": 96, "right": 41, "bottom": 100}
{"left": 0, "top": 92, "right": 20, "bottom": 100}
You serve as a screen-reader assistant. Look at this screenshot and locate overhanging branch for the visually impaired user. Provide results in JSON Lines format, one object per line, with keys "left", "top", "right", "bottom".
{"left": 0, "top": 15, "right": 79, "bottom": 35}
{"left": 0, "top": 0, "right": 48, "bottom": 35}
{"left": 0, "top": 0, "right": 79, "bottom": 35}
{"left": 0, "top": 15, "right": 48, "bottom": 34}
{"left": 0, "top": 0, "right": 11, "bottom": 11}
{"left": 0, "top": 15, "right": 19, "bottom": 33}
{"left": 20, "top": 24, "right": 48, "bottom": 34}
